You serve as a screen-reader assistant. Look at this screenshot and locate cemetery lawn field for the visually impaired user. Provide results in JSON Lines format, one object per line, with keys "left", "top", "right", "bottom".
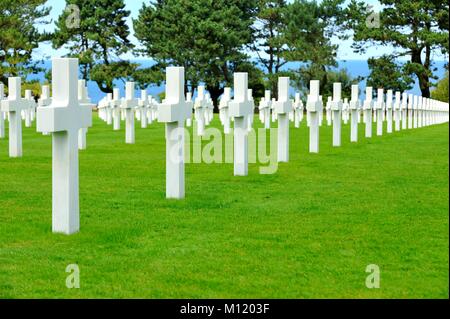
{"left": 0, "top": 115, "right": 448, "bottom": 299}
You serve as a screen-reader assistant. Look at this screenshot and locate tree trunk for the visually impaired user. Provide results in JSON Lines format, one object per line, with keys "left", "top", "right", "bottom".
{"left": 95, "top": 80, "right": 113, "bottom": 94}
{"left": 411, "top": 50, "right": 431, "bottom": 98}
{"left": 208, "top": 85, "right": 224, "bottom": 113}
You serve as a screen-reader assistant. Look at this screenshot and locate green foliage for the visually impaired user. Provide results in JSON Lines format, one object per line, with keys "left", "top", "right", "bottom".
{"left": 2, "top": 80, "right": 43, "bottom": 100}
{"left": 431, "top": 72, "right": 449, "bottom": 103}
{"left": 295, "top": 65, "right": 361, "bottom": 100}
{"left": 90, "top": 61, "right": 139, "bottom": 92}
{"left": 0, "top": 0, "right": 50, "bottom": 85}
{"left": 367, "top": 55, "right": 414, "bottom": 93}
{"left": 133, "top": 0, "right": 259, "bottom": 106}
{"left": 283, "top": 0, "right": 346, "bottom": 93}
{"left": 347, "top": 0, "right": 449, "bottom": 97}
{"left": 22, "top": 80, "right": 43, "bottom": 101}
{"left": 252, "top": 0, "right": 289, "bottom": 95}
{"left": 323, "top": 68, "right": 362, "bottom": 100}
{"left": 52, "top": 0, "right": 134, "bottom": 93}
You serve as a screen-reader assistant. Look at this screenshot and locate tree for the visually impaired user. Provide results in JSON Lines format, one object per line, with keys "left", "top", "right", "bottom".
{"left": 347, "top": 0, "right": 449, "bottom": 98}
{"left": 52, "top": 0, "right": 135, "bottom": 93}
{"left": 133, "top": 0, "right": 260, "bottom": 108}
{"left": 431, "top": 72, "right": 449, "bottom": 102}
{"left": 0, "top": 0, "right": 50, "bottom": 85}
{"left": 324, "top": 69, "right": 362, "bottom": 100}
{"left": 367, "top": 55, "right": 414, "bottom": 93}
{"left": 295, "top": 66, "right": 361, "bottom": 100}
{"left": 283, "top": 0, "right": 347, "bottom": 94}
{"left": 252, "top": 0, "right": 289, "bottom": 95}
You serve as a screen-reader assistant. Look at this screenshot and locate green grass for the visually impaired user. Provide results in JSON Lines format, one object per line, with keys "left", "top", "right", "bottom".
{"left": 0, "top": 114, "right": 448, "bottom": 299}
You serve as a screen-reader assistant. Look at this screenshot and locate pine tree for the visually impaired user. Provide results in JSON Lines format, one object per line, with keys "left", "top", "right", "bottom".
{"left": 366, "top": 56, "right": 414, "bottom": 93}
{"left": 133, "top": 0, "right": 261, "bottom": 107}
{"left": 52, "top": 0, "right": 135, "bottom": 93}
{"left": 0, "top": 0, "right": 50, "bottom": 85}
{"left": 347, "top": 0, "right": 449, "bottom": 97}
{"left": 283, "top": 0, "right": 346, "bottom": 93}
{"left": 252, "top": 0, "right": 289, "bottom": 95}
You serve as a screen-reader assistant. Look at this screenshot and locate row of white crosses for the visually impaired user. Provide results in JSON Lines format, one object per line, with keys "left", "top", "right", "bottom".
{"left": 2, "top": 58, "right": 449, "bottom": 235}
{"left": 358, "top": 87, "right": 450, "bottom": 137}
{"left": 97, "top": 85, "right": 160, "bottom": 137}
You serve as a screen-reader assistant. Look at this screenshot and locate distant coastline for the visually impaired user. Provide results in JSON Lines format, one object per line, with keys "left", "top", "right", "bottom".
{"left": 27, "top": 59, "right": 448, "bottom": 104}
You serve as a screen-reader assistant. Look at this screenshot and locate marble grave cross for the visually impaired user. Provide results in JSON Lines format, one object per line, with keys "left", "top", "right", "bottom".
{"left": 36, "top": 58, "right": 92, "bottom": 234}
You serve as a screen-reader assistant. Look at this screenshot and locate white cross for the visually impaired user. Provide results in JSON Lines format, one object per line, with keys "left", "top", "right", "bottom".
{"left": 205, "top": 92, "right": 214, "bottom": 125}
{"left": 386, "top": 90, "right": 393, "bottom": 133}
{"left": 152, "top": 95, "right": 160, "bottom": 122}
{"left": 393, "top": 91, "right": 401, "bottom": 131}
{"left": 349, "top": 84, "right": 360, "bottom": 142}
{"left": 375, "top": 88, "right": 384, "bottom": 136}
{"left": 247, "top": 89, "right": 255, "bottom": 132}
{"left": 363, "top": 87, "right": 374, "bottom": 138}
{"left": 121, "top": 82, "right": 139, "bottom": 144}
{"left": 219, "top": 87, "right": 232, "bottom": 134}
{"left": 422, "top": 97, "right": 428, "bottom": 126}
{"left": 1, "top": 77, "right": 30, "bottom": 157}
{"left": 331, "top": 83, "right": 343, "bottom": 147}
{"left": 401, "top": 92, "right": 408, "bottom": 129}
{"left": 418, "top": 96, "right": 423, "bottom": 128}
{"left": 138, "top": 90, "right": 149, "bottom": 128}
{"left": 271, "top": 97, "right": 277, "bottom": 122}
{"left": 229, "top": 72, "right": 253, "bottom": 176}
{"left": 36, "top": 58, "right": 92, "bottom": 234}
{"left": 194, "top": 86, "right": 207, "bottom": 136}
{"left": 38, "top": 85, "right": 52, "bottom": 135}
{"left": 109, "top": 88, "right": 121, "bottom": 130}
{"left": 293, "top": 92, "right": 304, "bottom": 128}
{"left": 97, "top": 96, "right": 107, "bottom": 121}
{"left": 306, "top": 80, "right": 322, "bottom": 153}
{"left": 39, "top": 85, "right": 52, "bottom": 107}
{"left": 0, "top": 84, "right": 5, "bottom": 138}
{"left": 407, "top": 93, "right": 413, "bottom": 129}
{"left": 158, "top": 67, "right": 191, "bottom": 199}
{"left": 318, "top": 95, "right": 324, "bottom": 126}
{"left": 342, "top": 98, "right": 350, "bottom": 124}
{"left": 273, "top": 77, "right": 293, "bottom": 162}
{"left": 185, "top": 92, "right": 193, "bottom": 127}
{"left": 258, "top": 90, "right": 272, "bottom": 129}
{"left": 326, "top": 96, "right": 332, "bottom": 126}
{"left": 413, "top": 95, "right": 418, "bottom": 128}
{"left": 78, "top": 80, "right": 95, "bottom": 150}
{"left": 104, "top": 93, "right": 113, "bottom": 125}
{"left": 24, "top": 90, "right": 35, "bottom": 128}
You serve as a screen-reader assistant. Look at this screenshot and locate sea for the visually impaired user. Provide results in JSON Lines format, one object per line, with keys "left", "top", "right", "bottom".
{"left": 27, "top": 59, "right": 447, "bottom": 104}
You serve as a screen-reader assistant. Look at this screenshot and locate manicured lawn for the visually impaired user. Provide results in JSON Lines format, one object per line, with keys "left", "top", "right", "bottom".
{"left": 0, "top": 114, "right": 448, "bottom": 298}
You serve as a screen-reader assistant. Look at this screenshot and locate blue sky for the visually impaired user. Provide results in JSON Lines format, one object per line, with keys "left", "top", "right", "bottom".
{"left": 34, "top": 0, "right": 408, "bottom": 61}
